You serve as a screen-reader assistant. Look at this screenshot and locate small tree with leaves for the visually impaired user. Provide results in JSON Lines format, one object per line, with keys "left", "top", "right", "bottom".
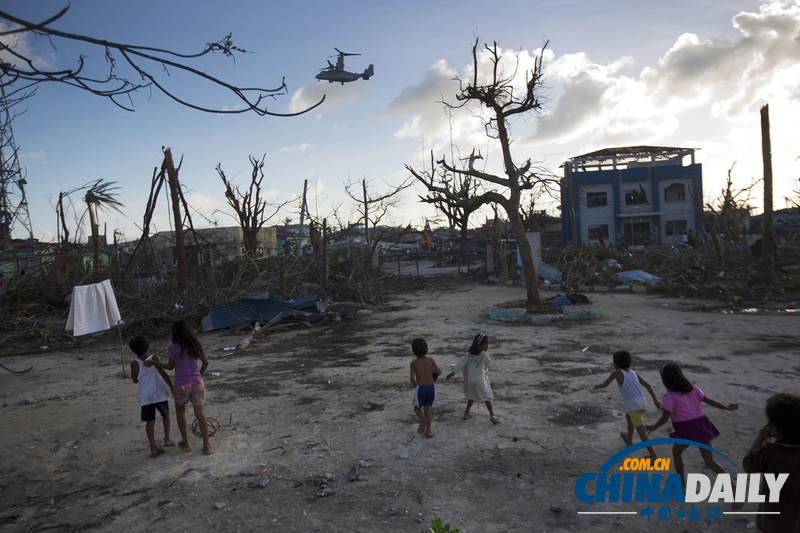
{"left": 83, "top": 180, "right": 124, "bottom": 272}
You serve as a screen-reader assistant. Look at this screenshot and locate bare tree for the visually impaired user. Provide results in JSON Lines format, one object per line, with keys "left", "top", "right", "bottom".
{"left": 216, "top": 155, "right": 283, "bottom": 256}
{"left": 344, "top": 177, "right": 412, "bottom": 280}
{"left": 0, "top": 6, "right": 323, "bottom": 115}
{"left": 692, "top": 163, "right": 759, "bottom": 267}
{"left": 408, "top": 39, "right": 558, "bottom": 307}
{"left": 418, "top": 149, "right": 482, "bottom": 246}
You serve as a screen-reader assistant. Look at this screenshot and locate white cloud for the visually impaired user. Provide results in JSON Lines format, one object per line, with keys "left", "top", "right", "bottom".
{"left": 288, "top": 80, "right": 369, "bottom": 114}
{"left": 0, "top": 22, "right": 56, "bottom": 71}
{"left": 20, "top": 149, "right": 46, "bottom": 162}
{"left": 386, "top": 59, "right": 460, "bottom": 144}
{"left": 277, "top": 142, "right": 311, "bottom": 153}
{"left": 388, "top": 47, "right": 550, "bottom": 154}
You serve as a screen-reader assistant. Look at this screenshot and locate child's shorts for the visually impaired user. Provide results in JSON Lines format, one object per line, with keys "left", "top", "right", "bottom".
{"left": 141, "top": 400, "right": 169, "bottom": 422}
{"left": 173, "top": 380, "right": 206, "bottom": 406}
{"left": 413, "top": 385, "right": 435, "bottom": 408}
{"left": 627, "top": 409, "right": 645, "bottom": 428}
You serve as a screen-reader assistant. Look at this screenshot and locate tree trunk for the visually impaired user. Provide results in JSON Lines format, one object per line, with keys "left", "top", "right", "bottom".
{"left": 321, "top": 219, "right": 328, "bottom": 287}
{"left": 760, "top": 104, "right": 775, "bottom": 281}
{"left": 89, "top": 206, "right": 100, "bottom": 272}
{"left": 507, "top": 207, "right": 542, "bottom": 307}
{"left": 164, "top": 148, "right": 188, "bottom": 293}
{"left": 709, "top": 224, "right": 724, "bottom": 267}
{"left": 362, "top": 179, "right": 371, "bottom": 280}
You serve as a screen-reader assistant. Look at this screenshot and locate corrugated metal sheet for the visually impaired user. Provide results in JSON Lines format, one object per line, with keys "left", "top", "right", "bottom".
{"left": 201, "top": 298, "right": 293, "bottom": 332}
{"left": 537, "top": 263, "right": 563, "bottom": 283}
{"left": 287, "top": 295, "right": 318, "bottom": 308}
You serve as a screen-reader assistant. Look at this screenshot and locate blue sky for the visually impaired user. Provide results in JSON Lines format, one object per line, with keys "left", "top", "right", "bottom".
{"left": 2, "top": 0, "right": 799, "bottom": 243}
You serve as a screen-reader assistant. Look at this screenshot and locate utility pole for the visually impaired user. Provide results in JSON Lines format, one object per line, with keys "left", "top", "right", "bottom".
{"left": 163, "top": 148, "right": 188, "bottom": 293}
{"left": 760, "top": 104, "right": 775, "bottom": 281}
{"left": 299, "top": 179, "right": 309, "bottom": 227}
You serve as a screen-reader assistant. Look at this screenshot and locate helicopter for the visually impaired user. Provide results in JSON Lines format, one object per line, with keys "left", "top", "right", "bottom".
{"left": 315, "top": 48, "right": 374, "bottom": 85}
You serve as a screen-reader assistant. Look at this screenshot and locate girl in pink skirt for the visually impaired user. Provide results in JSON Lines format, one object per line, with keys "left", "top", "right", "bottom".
{"left": 644, "top": 362, "right": 739, "bottom": 488}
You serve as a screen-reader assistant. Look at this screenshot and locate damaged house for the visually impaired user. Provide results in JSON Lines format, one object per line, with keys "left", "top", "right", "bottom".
{"left": 560, "top": 146, "right": 704, "bottom": 247}
{"left": 152, "top": 226, "right": 278, "bottom": 267}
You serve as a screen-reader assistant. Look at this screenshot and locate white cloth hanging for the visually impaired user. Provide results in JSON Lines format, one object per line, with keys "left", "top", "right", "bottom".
{"left": 65, "top": 279, "right": 122, "bottom": 336}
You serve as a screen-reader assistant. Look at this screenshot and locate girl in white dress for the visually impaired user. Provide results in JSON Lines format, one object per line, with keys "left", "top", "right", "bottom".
{"left": 446, "top": 332, "right": 499, "bottom": 423}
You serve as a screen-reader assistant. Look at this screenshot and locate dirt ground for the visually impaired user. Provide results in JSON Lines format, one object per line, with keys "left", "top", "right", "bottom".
{"left": 1, "top": 270, "right": 799, "bottom": 533}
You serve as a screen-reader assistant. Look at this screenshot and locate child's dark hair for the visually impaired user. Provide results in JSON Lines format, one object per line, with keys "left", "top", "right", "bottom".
{"left": 613, "top": 350, "right": 632, "bottom": 370}
{"left": 469, "top": 333, "right": 488, "bottom": 355}
{"left": 128, "top": 335, "right": 149, "bottom": 356}
{"left": 765, "top": 393, "right": 800, "bottom": 444}
{"left": 412, "top": 338, "right": 428, "bottom": 357}
{"left": 660, "top": 362, "right": 693, "bottom": 393}
{"left": 171, "top": 320, "right": 204, "bottom": 359}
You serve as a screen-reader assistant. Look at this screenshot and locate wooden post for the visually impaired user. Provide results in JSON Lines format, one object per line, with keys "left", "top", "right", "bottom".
{"left": 279, "top": 257, "right": 285, "bottom": 295}
{"left": 362, "top": 179, "right": 370, "bottom": 279}
{"left": 163, "top": 148, "right": 188, "bottom": 293}
{"left": 760, "top": 104, "right": 775, "bottom": 281}
{"left": 566, "top": 164, "right": 578, "bottom": 246}
{"left": 321, "top": 219, "right": 328, "bottom": 287}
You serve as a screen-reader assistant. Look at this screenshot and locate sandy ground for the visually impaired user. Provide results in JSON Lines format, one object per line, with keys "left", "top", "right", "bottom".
{"left": 1, "top": 269, "right": 799, "bottom": 533}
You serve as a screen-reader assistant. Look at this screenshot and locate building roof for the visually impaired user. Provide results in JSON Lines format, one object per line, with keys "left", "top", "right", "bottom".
{"left": 563, "top": 145, "right": 700, "bottom": 171}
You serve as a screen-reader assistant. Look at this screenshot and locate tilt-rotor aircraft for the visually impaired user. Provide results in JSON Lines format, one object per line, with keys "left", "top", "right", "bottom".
{"left": 315, "top": 48, "right": 374, "bottom": 84}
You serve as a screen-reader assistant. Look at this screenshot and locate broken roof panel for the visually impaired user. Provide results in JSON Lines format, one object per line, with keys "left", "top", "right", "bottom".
{"left": 562, "top": 145, "right": 700, "bottom": 172}
{"left": 201, "top": 298, "right": 293, "bottom": 332}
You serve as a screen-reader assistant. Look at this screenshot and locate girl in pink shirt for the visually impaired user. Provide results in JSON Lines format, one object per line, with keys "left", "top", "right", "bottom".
{"left": 155, "top": 320, "right": 213, "bottom": 455}
{"left": 645, "top": 362, "right": 738, "bottom": 488}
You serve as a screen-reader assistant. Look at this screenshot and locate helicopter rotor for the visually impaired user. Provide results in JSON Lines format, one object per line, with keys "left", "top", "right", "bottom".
{"left": 331, "top": 47, "right": 361, "bottom": 58}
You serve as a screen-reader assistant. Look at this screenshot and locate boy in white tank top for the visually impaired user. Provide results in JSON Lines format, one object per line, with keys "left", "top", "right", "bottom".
{"left": 129, "top": 335, "right": 175, "bottom": 457}
{"left": 593, "top": 350, "right": 660, "bottom": 460}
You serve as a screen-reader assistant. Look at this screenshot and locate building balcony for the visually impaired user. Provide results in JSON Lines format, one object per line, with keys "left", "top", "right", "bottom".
{"left": 619, "top": 204, "right": 656, "bottom": 215}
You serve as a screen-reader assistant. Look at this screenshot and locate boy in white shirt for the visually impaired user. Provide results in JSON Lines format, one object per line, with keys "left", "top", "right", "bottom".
{"left": 130, "top": 336, "right": 175, "bottom": 457}
{"left": 593, "top": 350, "right": 660, "bottom": 460}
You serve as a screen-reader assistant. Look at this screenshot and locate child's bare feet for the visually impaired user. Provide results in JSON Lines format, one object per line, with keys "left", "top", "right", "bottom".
{"left": 417, "top": 420, "right": 426, "bottom": 434}
{"left": 620, "top": 432, "right": 632, "bottom": 446}
{"left": 425, "top": 431, "right": 433, "bottom": 438}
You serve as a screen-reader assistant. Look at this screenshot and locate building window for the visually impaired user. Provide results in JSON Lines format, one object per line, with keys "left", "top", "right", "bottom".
{"left": 587, "top": 192, "right": 607, "bottom": 208}
{"left": 665, "top": 219, "right": 687, "bottom": 236}
{"left": 588, "top": 224, "right": 609, "bottom": 239}
{"left": 664, "top": 183, "right": 686, "bottom": 202}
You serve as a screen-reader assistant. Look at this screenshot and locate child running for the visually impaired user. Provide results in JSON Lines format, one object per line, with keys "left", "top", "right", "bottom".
{"left": 409, "top": 337, "right": 442, "bottom": 438}
{"left": 742, "top": 393, "right": 800, "bottom": 533}
{"left": 129, "top": 335, "right": 174, "bottom": 457}
{"left": 153, "top": 320, "right": 213, "bottom": 455}
{"left": 644, "top": 362, "right": 738, "bottom": 488}
{"left": 445, "top": 333, "right": 499, "bottom": 423}
{"left": 593, "top": 350, "right": 660, "bottom": 459}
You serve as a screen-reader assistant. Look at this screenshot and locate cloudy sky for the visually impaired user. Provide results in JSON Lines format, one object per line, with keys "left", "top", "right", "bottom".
{"left": 2, "top": 0, "right": 799, "bottom": 243}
